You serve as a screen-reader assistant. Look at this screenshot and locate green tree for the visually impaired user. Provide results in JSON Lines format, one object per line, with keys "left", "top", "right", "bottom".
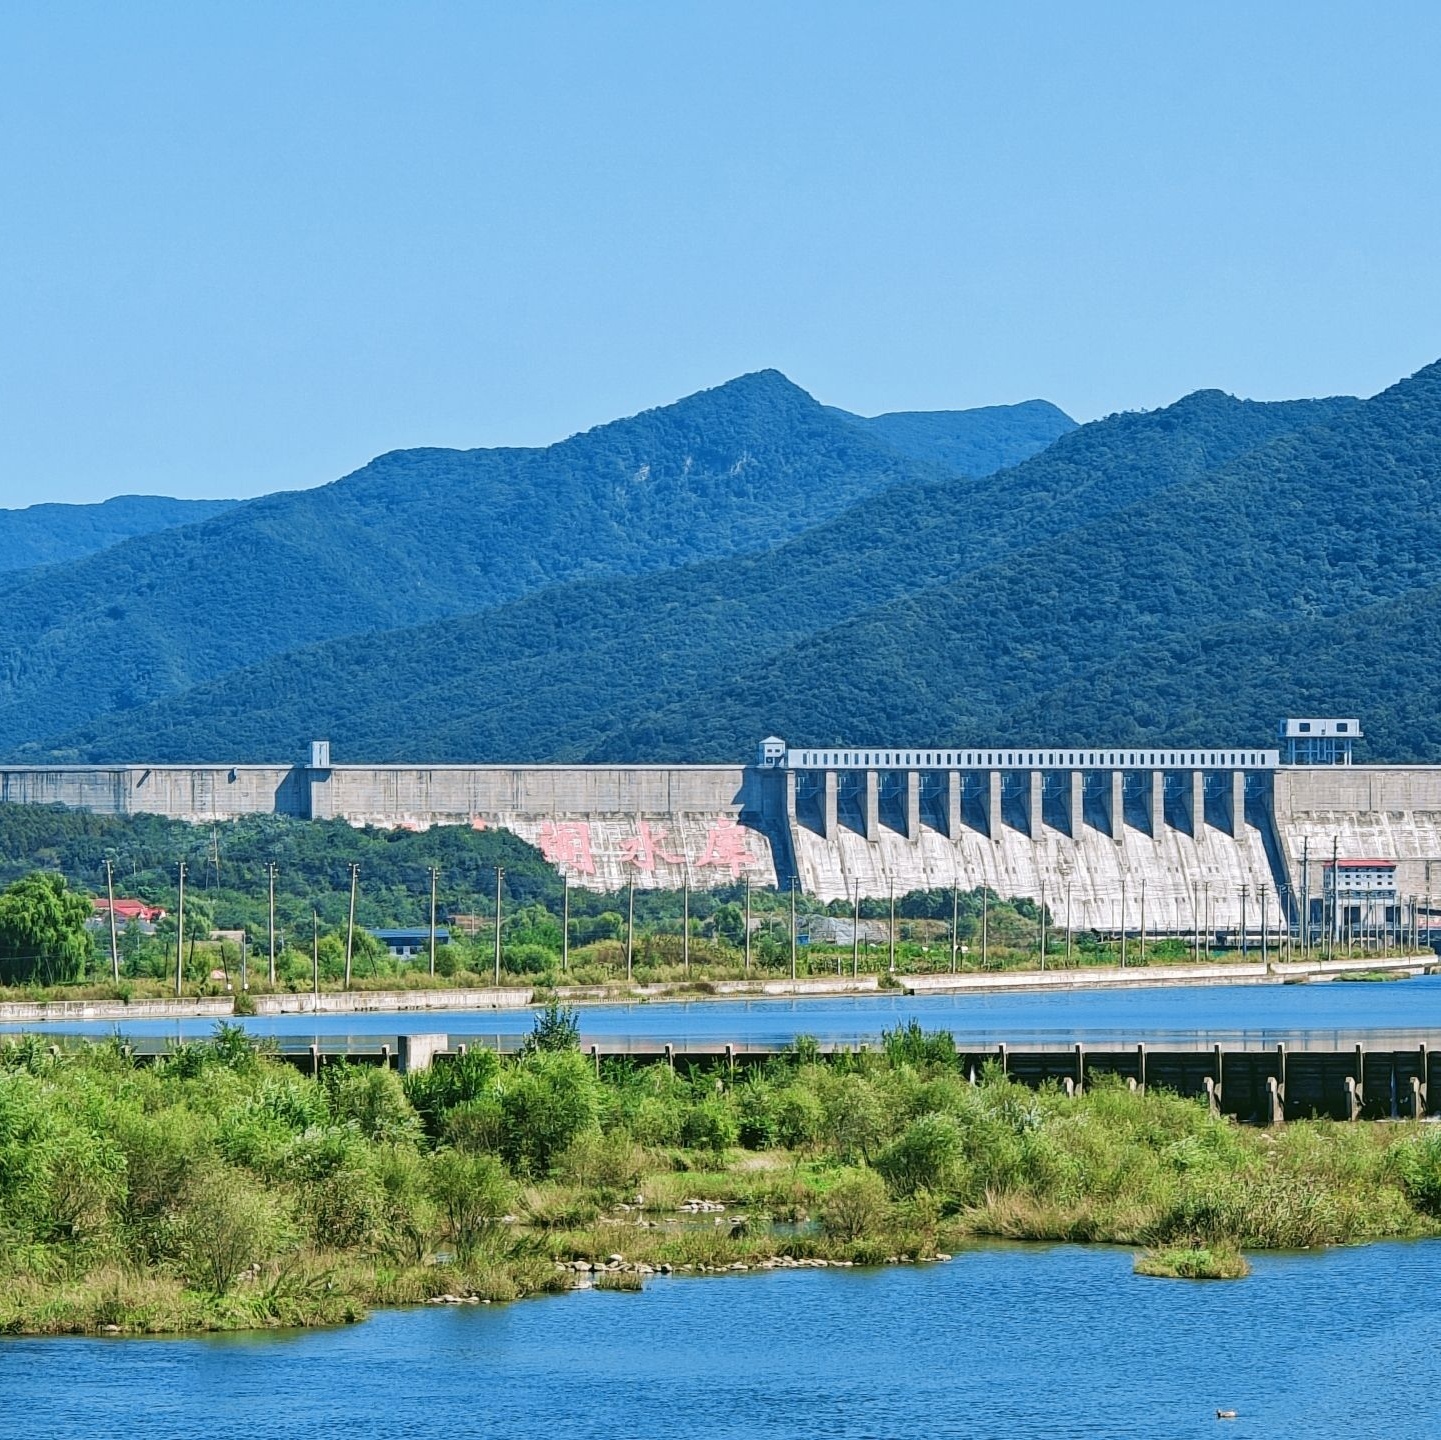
{"left": 0, "top": 871, "right": 93, "bottom": 985}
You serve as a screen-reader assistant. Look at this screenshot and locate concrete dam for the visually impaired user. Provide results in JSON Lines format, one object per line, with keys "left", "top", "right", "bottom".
{"left": 3, "top": 731, "right": 1438, "bottom": 934}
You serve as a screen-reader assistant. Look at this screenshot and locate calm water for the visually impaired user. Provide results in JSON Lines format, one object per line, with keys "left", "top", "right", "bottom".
{"left": 9, "top": 973, "right": 1441, "bottom": 1048}
{"left": 4, "top": 1242, "right": 1438, "bottom": 1439}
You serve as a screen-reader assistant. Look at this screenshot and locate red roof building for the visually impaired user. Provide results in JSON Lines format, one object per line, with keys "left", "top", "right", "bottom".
{"left": 91, "top": 897, "right": 168, "bottom": 924}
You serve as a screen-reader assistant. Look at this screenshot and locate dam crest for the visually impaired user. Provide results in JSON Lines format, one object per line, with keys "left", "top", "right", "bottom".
{"left": 3, "top": 725, "right": 1436, "bottom": 934}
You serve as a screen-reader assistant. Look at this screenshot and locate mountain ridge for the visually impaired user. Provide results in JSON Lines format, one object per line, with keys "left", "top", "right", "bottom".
{"left": 0, "top": 494, "right": 238, "bottom": 574}
{"left": 0, "top": 373, "right": 1070, "bottom": 753}
{"left": 29, "top": 386, "right": 1362, "bottom": 763}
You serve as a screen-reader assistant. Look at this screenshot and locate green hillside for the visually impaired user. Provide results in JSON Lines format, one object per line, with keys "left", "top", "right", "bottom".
{"left": 0, "top": 374, "right": 1063, "bottom": 754}
{"left": 830, "top": 400, "right": 1077, "bottom": 472}
{"left": 827, "top": 398, "right": 1076, "bottom": 473}
{"left": 0, "top": 495, "right": 236, "bottom": 573}
{"left": 643, "top": 359, "right": 1441, "bottom": 756}
{"left": 33, "top": 389, "right": 1356, "bottom": 763}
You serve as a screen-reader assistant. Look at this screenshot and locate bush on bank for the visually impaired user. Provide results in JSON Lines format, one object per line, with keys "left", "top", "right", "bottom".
{"left": 2, "top": 1019, "right": 1441, "bottom": 1335}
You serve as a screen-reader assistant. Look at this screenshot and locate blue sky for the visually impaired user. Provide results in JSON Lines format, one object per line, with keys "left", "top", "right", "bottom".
{"left": 2, "top": 1, "right": 1439, "bottom": 504}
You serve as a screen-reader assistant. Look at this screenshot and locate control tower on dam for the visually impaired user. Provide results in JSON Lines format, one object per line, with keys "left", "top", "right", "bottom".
{"left": 765, "top": 740, "right": 1284, "bottom": 932}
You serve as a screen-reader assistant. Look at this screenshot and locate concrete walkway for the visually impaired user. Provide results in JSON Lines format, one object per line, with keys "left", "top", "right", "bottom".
{"left": 0, "top": 955, "right": 1429, "bottom": 1024}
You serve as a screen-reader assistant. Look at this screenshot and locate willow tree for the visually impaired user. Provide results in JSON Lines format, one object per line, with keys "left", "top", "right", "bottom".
{"left": 0, "top": 871, "right": 93, "bottom": 985}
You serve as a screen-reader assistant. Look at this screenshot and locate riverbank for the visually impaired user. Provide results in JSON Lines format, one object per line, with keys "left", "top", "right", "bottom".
{"left": 0, "top": 954, "right": 1427, "bottom": 1024}
{"left": 3, "top": 1018, "right": 1441, "bottom": 1336}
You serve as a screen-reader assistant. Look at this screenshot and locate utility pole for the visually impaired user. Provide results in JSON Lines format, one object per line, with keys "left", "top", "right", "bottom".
{"left": 744, "top": 876, "right": 752, "bottom": 973}
{"left": 888, "top": 880, "right": 896, "bottom": 975}
{"left": 1119, "top": 877, "right": 1127, "bottom": 968}
{"left": 789, "top": 880, "right": 797, "bottom": 982}
{"left": 981, "top": 889, "right": 989, "bottom": 968}
{"left": 267, "top": 862, "right": 277, "bottom": 985}
{"left": 1065, "top": 881, "right": 1073, "bottom": 966}
{"left": 1328, "top": 835, "right": 1338, "bottom": 962}
{"left": 103, "top": 858, "right": 119, "bottom": 982}
{"left": 1139, "top": 880, "right": 1147, "bottom": 967}
{"left": 851, "top": 886, "right": 860, "bottom": 978}
{"left": 625, "top": 877, "right": 634, "bottom": 982}
{"left": 312, "top": 910, "right": 319, "bottom": 999}
{"left": 174, "top": 860, "right": 186, "bottom": 997}
{"left": 428, "top": 866, "right": 439, "bottom": 978}
{"left": 562, "top": 876, "right": 570, "bottom": 974}
{"left": 1301, "top": 837, "right": 1311, "bottom": 958}
{"left": 950, "top": 881, "right": 959, "bottom": 974}
{"left": 1192, "top": 879, "right": 1200, "bottom": 960}
{"left": 240, "top": 930, "right": 248, "bottom": 992}
{"left": 683, "top": 876, "right": 691, "bottom": 978}
{"left": 495, "top": 866, "right": 505, "bottom": 985}
{"left": 1203, "top": 881, "right": 1211, "bottom": 961}
{"left": 344, "top": 863, "right": 359, "bottom": 989}
{"left": 1261, "top": 886, "right": 1269, "bottom": 964}
{"left": 1240, "top": 883, "right": 1249, "bottom": 959}
{"left": 1039, "top": 880, "right": 1047, "bottom": 972}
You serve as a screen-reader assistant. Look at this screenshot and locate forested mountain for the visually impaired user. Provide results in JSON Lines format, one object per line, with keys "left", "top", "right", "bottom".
{"left": 0, "top": 372, "right": 1065, "bottom": 753}
{"left": 32, "top": 387, "right": 1360, "bottom": 763}
{"left": 0, "top": 495, "right": 236, "bottom": 573}
{"left": 827, "top": 398, "right": 1076, "bottom": 473}
{"left": 628, "top": 360, "right": 1441, "bottom": 758}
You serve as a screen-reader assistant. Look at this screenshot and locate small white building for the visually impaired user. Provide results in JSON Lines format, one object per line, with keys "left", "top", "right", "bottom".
{"left": 1322, "top": 858, "right": 1397, "bottom": 935}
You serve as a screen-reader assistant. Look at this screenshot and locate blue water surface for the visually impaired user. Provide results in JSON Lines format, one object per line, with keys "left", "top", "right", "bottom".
{"left": 3, "top": 1242, "right": 1437, "bottom": 1439}
{"left": 8, "top": 973, "right": 1441, "bottom": 1049}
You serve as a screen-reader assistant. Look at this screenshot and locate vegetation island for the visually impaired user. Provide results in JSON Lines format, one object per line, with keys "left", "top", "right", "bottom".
{"left": 4, "top": 1007, "right": 1441, "bottom": 1335}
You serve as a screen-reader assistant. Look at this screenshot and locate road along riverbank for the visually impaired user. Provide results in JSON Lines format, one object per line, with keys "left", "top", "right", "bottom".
{"left": 0, "top": 954, "right": 1427, "bottom": 1025}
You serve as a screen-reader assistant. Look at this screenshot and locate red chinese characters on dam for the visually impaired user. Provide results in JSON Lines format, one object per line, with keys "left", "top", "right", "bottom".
{"left": 621, "top": 821, "right": 684, "bottom": 871}
{"left": 537, "top": 818, "right": 758, "bottom": 877}
{"left": 538, "top": 821, "right": 596, "bottom": 875}
{"left": 695, "top": 819, "right": 758, "bottom": 877}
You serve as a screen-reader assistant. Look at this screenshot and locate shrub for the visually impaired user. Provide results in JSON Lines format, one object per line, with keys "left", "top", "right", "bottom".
{"left": 522, "top": 1002, "right": 580, "bottom": 1055}
{"left": 882, "top": 1020, "right": 956, "bottom": 1069}
{"left": 878, "top": 1114, "right": 964, "bottom": 1198}
{"left": 306, "top": 1164, "right": 390, "bottom": 1251}
{"left": 735, "top": 1078, "right": 777, "bottom": 1149}
{"left": 681, "top": 1098, "right": 738, "bottom": 1154}
{"left": 175, "top": 1165, "right": 285, "bottom": 1294}
{"left": 504, "top": 944, "right": 554, "bottom": 977}
{"left": 403, "top": 1048, "right": 501, "bottom": 1138}
{"left": 425, "top": 1150, "right": 513, "bottom": 1259}
{"left": 1390, "top": 1129, "right": 1441, "bottom": 1215}
{"left": 499, "top": 1051, "right": 601, "bottom": 1177}
{"left": 774, "top": 1085, "right": 824, "bottom": 1149}
{"left": 821, "top": 1074, "right": 889, "bottom": 1163}
{"left": 820, "top": 1167, "right": 890, "bottom": 1241}
{"left": 553, "top": 1130, "right": 645, "bottom": 1197}
{"left": 322, "top": 1065, "right": 419, "bottom": 1143}
{"left": 444, "top": 1096, "right": 506, "bottom": 1154}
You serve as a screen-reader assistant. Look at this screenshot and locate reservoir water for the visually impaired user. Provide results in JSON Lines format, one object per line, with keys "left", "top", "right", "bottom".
{"left": 4, "top": 1241, "right": 1438, "bottom": 1438}
{"left": 10, "top": 972, "right": 1441, "bottom": 1048}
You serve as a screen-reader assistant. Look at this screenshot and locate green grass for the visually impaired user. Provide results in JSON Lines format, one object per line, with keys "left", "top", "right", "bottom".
{"left": 1134, "top": 1246, "right": 1250, "bottom": 1280}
